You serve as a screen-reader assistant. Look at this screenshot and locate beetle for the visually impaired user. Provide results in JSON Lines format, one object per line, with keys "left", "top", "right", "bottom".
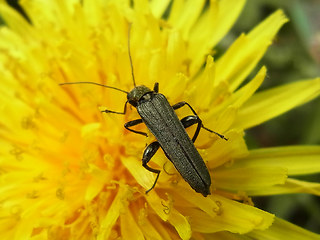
{"left": 60, "top": 27, "right": 227, "bottom": 197}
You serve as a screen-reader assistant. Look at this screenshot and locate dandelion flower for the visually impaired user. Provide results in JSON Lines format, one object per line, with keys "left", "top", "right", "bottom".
{"left": 0, "top": 0, "right": 320, "bottom": 239}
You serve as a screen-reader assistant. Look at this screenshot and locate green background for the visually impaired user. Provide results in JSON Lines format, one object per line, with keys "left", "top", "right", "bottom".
{"left": 220, "top": 0, "right": 320, "bottom": 234}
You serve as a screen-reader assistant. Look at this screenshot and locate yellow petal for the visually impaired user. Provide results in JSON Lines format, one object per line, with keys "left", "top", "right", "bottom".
{"left": 174, "top": 186, "right": 274, "bottom": 233}
{"left": 22, "top": 0, "right": 81, "bottom": 30}
{"left": 121, "top": 156, "right": 158, "bottom": 193}
{"left": 137, "top": 212, "right": 164, "bottom": 240}
{"left": 210, "top": 194, "right": 274, "bottom": 232}
{"left": 150, "top": 0, "right": 171, "bottom": 18}
{"left": 120, "top": 207, "right": 145, "bottom": 240}
{"left": 215, "top": 10, "right": 288, "bottom": 90}
{"left": 1, "top": 0, "right": 319, "bottom": 239}
{"left": 13, "top": 217, "right": 35, "bottom": 240}
{"left": 188, "top": 55, "right": 217, "bottom": 108}
{"left": 168, "top": 0, "right": 206, "bottom": 39}
{"left": 189, "top": 0, "right": 246, "bottom": 73}
{"left": 204, "top": 231, "right": 251, "bottom": 239}
{"left": 247, "top": 217, "right": 320, "bottom": 240}
{"left": 147, "top": 215, "right": 174, "bottom": 239}
{"left": 233, "top": 78, "right": 320, "bottom": 129}
{"left": 245, "top": 178, "right": 320, "bottom": 196}
{"left": 0, "top": 3, "right": 35, "bottom": 40}
{"left": 121, "top": 156, "right": 172, "bottom": 221}
{"left": 229, "top": 67, "right": 266, "bottom": 108}
{"left": 211, "top": 66, "right": 266, "bottom": 116}
{"left": 97, "top": 186, "right": 130, "bottom": 240}
{"left": 168, "top": 209, "right": 192, "bottom": 240}
{"left": 231, "top": 146, "right": 320, "bottom": 176}
{"left": 84, "top": 165, "right": 109, "bottom": 202}
{"left": 213, "top": 166, "right": 287, "bottom": 192}
{"left": 145, "top": 191, "right": 170, "bottom": 222}
{"left": 81, "top": 0, "right": 104, "bottom": 25}
{"left": 206, "top": 130, "right": 248, "bottom": 169}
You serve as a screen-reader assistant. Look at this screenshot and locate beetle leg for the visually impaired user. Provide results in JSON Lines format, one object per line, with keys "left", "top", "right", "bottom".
{"left": 201, "top": 125, "right": 228, "bottom": 140}
{"left": 142, "top": 141, "right": 161, "bottom": 194}
{"left": 101, "top": 101, "right": 128, "bottom": 115}
{"left": 124, "top": 119, "right": 148, "bottom": 137}
{"left": 180, "top": 115, "right": 202, "bottom": 142}
{"left": 172, "top": 101, "right": 197, "bottom": 115}
{"left": 181, "top": 115, "right": 228, "bottom": 141}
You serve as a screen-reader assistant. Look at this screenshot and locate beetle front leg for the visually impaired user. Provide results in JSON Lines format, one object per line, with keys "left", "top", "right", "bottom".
{"left": 101, "top": 101, "right": 128, "bottom": 115}
{"left": 142, "top": 141, "right": 161, "bottom": 194}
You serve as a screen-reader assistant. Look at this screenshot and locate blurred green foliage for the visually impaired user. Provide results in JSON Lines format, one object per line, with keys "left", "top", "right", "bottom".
{"left": 218, "top": 0, "right": 320, "bottom": 234}
{"left": 233, "top": 0, "right": 320, "bottom": 148}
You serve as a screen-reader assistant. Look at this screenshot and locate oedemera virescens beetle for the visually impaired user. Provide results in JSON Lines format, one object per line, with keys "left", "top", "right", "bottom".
{"left": 60, "top": 24, "right": 227, "bottom": 197}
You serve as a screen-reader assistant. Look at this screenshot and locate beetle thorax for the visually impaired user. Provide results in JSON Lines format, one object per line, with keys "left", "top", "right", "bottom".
{"left": 127, "top": 85, "right": 152, "bottom": 107}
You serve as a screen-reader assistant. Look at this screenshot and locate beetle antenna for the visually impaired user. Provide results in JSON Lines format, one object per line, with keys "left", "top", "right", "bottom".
{"left": 59, "top": 82, "right": 129, "bottom": 94}
{"left": 128, "top": 23, "right": 136, "bottom": 87}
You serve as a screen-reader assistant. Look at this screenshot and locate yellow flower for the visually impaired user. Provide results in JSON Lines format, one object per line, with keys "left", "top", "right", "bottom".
{"left": 0, "top": 0, "right": 319, "bottom": 239}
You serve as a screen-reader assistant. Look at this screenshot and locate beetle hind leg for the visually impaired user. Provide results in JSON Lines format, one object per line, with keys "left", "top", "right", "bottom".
{"left": 201, "top": 125, "right": 228, "bottom": 141}
{"left": 181, "top": 115, "right": 228, "bottom": 142}
{"left": 173, "top": 101, "right": 227, "bottom": 141}
{"left": 142, "top": 141, "right": 161, "bottom": 194}
{"left": 180, "top": 115, "right": 201, "bottom": 142}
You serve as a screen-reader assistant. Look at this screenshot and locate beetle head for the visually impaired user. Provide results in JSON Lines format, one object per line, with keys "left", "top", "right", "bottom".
{"left": 127, "top": 85, "right": 152, "bottom": 107}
